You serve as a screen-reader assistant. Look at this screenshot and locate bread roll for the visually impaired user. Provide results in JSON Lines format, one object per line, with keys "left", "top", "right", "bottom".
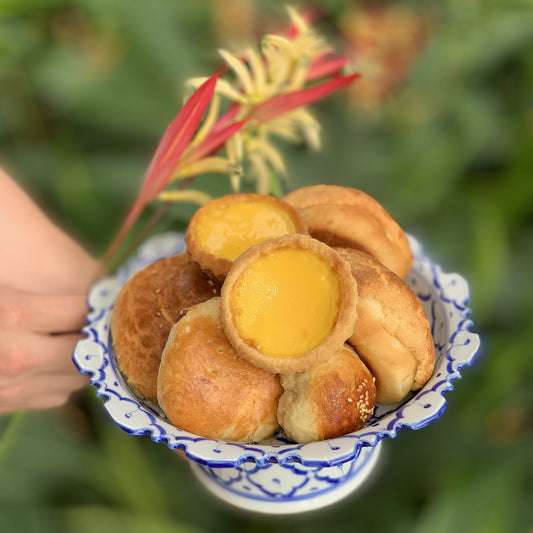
{"left": 157, "top": 298, "right": 282, "bottom": 442}
{"left": 284, "top": 185, "right": 412, "bottom": 279}
{"left": 278, "top": 344, "right": 376, "bottom": 443}
{"left": 336, "top": 247, "right": 435, "bottom": 403}
{"left": 110, "top": 253, "right": 221, "bottom": 403}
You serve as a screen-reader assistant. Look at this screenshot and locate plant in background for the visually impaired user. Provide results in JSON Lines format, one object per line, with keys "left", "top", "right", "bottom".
{"left": 104, "top": 7, "right": 358, "bottom": 269}
{"left": 341, "top": 3, "right": 430, "bottom": 110}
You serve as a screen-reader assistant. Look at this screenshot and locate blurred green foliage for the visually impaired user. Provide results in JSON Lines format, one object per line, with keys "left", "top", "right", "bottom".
{"left": 1, "top": 0, "right": 532, "bottom": 531}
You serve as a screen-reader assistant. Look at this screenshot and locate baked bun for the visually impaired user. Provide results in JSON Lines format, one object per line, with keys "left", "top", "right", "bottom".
{"left": 336, "top": 247, "right": 435, "bottom": 404}
{"left": 220, "top": 234, "right": 358, "bottom": 374}
{"left": 110, "top": 253, "right": 220, "bottom": 403}
{"left": 284, "top": 185, "right": 412, "bottom": 279}
{"left": 278, "top": 344, "right": 376, "bottom": 443}
{"left": 157, "top": 298, "right": 282, "bottom": 442}
{"left": 185, "top": 193, "right": 307, "bottom": 282}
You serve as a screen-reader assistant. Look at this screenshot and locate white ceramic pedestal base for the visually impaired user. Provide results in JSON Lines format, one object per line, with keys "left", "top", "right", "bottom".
{"left": 189, "top": 442, "right": 383, "bottom": 515}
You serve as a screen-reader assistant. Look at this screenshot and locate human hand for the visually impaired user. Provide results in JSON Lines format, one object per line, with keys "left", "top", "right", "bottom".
{"left": 0, "top": 284, "right": 90, "bottom": 413}
{"left": 0, "top": 166, "right": 101, "bottom": 414}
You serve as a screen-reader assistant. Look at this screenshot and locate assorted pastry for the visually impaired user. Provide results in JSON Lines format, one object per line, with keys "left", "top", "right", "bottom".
{"left": 111, "top": 185, "right": 436, "bottom": 444}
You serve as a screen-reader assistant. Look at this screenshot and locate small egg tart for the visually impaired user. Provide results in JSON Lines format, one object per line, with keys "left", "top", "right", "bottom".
{"left": 220, "top": 234, "right": 358, "bottom": 374}
{"left": 185, "top": 193, "right": 307, "bottom": 282}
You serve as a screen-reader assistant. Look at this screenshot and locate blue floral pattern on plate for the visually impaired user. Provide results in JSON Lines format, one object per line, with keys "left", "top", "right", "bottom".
{"left": 73, "top": 231, "right": 480, "bottom": 469}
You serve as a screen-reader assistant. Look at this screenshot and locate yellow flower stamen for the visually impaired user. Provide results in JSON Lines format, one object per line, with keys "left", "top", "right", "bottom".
{"left": 172, "top": 156, "right": 240, "bottom": 180}
{"left": 226, "top": 132, "right": 243, "bottom": 165}
{"left": 285, "top": 56, "right": 310, "bottom": 92}
{"left": 245, "top": 47, "right": 267, "bottom": 97}
{"left": 248, "top": 153, "right": 271, "bottom": 195}
{"left": 262, "top": 42, "right": 293, "bottom": 92}
{"left": 189, "top": 93, "right": 221, "bottom": 148}
{"left": 187, "top": 77, "right": 246, "bottom": 104}
{"left": 247, "top": 136, "right": 287, "bottom": 177}
{"left": 158, "top": 189, "right": 213, "bottom": 206}
{"left": 286, "top": 6, "right": 309, "bottom": 34}
{"left": 219, "top": 48, "right": 255, "bottom": 96}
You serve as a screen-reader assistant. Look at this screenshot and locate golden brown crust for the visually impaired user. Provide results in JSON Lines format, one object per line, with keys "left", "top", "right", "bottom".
{"left": 220, "top": 234, "right": 358, "bottom": 374}
{"left": 336, "top": 247, "right": 435, "bottom": 403}
{"left": 277, "top": 344, "right": 376, "bottom": 443}
{"left": 185, "top": 193, "right": 307, "bottom": 282}
{"left": 110, "top": 253, "right": 221, "bottom": 403}
{"left": 284, "top": 185, "right": 413, "bottom": 279}
{"left": 157, "top": 298, "right": 282, "bottom": 442}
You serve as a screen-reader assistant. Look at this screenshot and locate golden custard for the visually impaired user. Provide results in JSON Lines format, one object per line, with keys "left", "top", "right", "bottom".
{"left": 195, "top": 200, "right": 297, "bottom": 260}
{"left": 185, "top": 194, "right": 307, "bottom": 282}
{"left": 230, "top": 247, "right": 341, "bottom": 357}
{"left": 221, "top": 234, "right": 358, "bottom": 374}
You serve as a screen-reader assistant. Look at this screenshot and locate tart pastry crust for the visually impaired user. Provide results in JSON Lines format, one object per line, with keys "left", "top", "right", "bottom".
{"left": 185, "top": 193, "right": 307, "bottom": 282}
{"left": 220, "top": 234, "right": 358, "bottom": 374}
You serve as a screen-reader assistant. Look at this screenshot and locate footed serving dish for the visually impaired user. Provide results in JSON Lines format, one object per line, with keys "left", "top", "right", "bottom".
{"left": 73, "top": 231, "right": 480, "bottom": 514}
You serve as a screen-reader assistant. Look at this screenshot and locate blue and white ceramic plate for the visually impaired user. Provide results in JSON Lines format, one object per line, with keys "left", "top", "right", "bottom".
{"left": 73, "top": 231, "right": 480, "bottom": 513}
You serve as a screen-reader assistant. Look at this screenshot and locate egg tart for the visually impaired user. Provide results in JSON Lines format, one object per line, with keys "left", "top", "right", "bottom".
{"left": 284, "top": 185, "right": 413, "bottom": 279}
{"left": 185, "top": 193, "right": 307, "bottom": 282}
{"left": 220, "top": 234, "right": 358, "bottom": 374}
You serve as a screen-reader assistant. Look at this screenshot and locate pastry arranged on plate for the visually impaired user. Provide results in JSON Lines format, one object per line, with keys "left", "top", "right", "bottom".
{"left": 110, "top": 185, "right": 436, "bottom": 443}
{"left": 336, "top": 247, "right": 435, "bottom": 403}
{"left": 157, "top": 298, "right": 282, "bottom": 442}
{"left": 278, "top": 343, "right": 376, "bottom": 443}
{"left": 284, "top": 185, "right": 413, "bottom": 279}
{"left": 110, "top": 253, "right": 220, "bottom": 403}
{"left": 220, "top": 233, "right": 358, "bottom": 374}
{"left": 185, "top": 193, "right": 307, "bottom": 282}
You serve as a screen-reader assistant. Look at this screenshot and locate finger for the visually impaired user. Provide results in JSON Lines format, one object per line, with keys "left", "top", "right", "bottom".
{"left": 0, "top": 288, "right": 89, "bottom": 334}
{"left": 0, "top": 372, "right": 89, "bottom": 414}
{"left": 0, "top": 330, "right": 86, "bottom": 382}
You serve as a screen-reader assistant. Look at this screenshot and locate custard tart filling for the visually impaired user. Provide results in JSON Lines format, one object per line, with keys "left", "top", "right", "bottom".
{"left": 229, "top": 247, "right": 341, "bottom": 358}
{"left": 221, "top": 234, "right": 358, "bottom": 374}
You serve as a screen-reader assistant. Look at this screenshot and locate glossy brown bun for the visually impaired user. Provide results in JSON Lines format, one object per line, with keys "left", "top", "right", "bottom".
{"left": 110, "top": 253, "right": 221, "bottom": 403}
{"left": 185, "top": 193, "right": 307, "bottom": 282}
{"left": 336, "top": 247, "right": 435, "bottom": 404}
{"left": 157, "top": 298, "right": 282, "bottom": 442}
{"left": 278, "top": 344, "right": 376, "bottom": 443}
{"left": 284, "top": 185, "right": 413, "bottom": 279}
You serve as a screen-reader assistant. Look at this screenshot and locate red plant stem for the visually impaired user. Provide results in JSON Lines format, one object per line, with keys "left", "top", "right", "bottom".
{"left": 103, "top": 74, "right": 220, "bottom": 268}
